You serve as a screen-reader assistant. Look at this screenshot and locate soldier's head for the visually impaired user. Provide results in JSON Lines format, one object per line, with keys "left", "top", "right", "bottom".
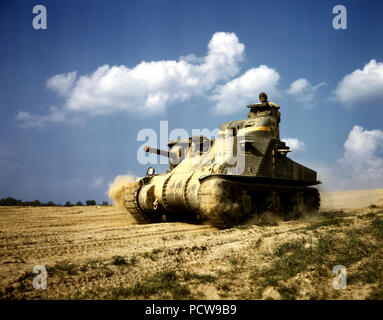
{"left": 259, "top": 92, "right": 268, "bottom": 103}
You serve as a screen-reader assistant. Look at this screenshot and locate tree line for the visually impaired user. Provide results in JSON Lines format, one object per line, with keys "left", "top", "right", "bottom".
{"left": 0, "top": 197, "right": 109, "bottom": 207}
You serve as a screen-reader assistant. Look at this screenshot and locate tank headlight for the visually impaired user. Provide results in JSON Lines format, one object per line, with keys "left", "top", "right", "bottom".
{"left": 146, "top": 167, "right": 155, "bottom": 177}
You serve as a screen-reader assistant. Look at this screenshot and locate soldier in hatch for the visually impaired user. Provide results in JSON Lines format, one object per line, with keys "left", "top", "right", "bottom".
{"left": 247, "top": 92, "right": 281, "bottom": 138}
{"left": 248, "top": 92, "right": 280, "bottom": 116}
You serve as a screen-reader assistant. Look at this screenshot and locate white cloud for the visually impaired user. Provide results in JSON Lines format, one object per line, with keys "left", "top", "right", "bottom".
{"left": 179, "top": 54, "right": 205, "bottom": 64}
{"left": 211, "top": 66, "right": 280, "bottom": 115}
{"left": 298, "top": 126, "right": 383, "bottom": 192}
{"left": 338, "top": 125, "right": 383, "bottom": 189}
{"left": 281, "top": 138, "right": 305, "bottom": 151}
{"left": 17, "top": 32, "right": 245, "bottom": 127}
{"left": 286, "top": 78, "right": 326, "bottom": 108}
{"left": 46, "top": 71, "right": 77, "bottom": 97}
{"left": 17, "top": 31, "right": 332, "bottom": 128}
{"left": 15, "top": 106, "right": 82, "bottom": 128}
{"left": 334, "top": 59, "right": 383, "bottom": 107}
{"left": 62, "top": 32, "right": 244, "bottom": 116}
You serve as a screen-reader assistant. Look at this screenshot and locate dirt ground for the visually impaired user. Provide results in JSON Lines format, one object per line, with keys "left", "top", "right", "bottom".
{"left": 1, "top": 188, "right": 383, "bottom": 300}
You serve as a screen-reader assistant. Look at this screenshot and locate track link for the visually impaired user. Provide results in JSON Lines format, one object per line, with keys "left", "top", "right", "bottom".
{"left": 123, "top": 184, "right": 151, "bottom": 224}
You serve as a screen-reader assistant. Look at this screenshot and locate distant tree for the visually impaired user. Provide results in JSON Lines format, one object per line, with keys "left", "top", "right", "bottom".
{"left": 64, "top": 201, "right": 73, "bottom": 207}
{"left": 75, "top": 201, "right": 83, "bottom": 206}
{"left": 1, "top": 197, "right": 21, "bottom": 206}
{"left": 33, "top": 200, "right": 41, "bottom": 207}
{"left": 102, "top": 200, "right": 109, "bottom": 206}
{"left": 47, "top": 201, "right": 56, "bottom": 207}
{"left": 86, "top": 200, "right": 96, "bottom": 206}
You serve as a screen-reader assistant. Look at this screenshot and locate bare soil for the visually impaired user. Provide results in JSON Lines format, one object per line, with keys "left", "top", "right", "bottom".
{"left": 1, "top": 188, "right": 383, "bottom": 300}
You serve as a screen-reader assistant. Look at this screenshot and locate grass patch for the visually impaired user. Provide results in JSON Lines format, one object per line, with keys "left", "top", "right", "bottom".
{"left": 250, "top": 220, "right": 381, "bottom": 299}
{"left": 250, "top": 235, "right": 335, "bottom": 298}
{"left": 305, "top": 217, "right": 343, "bottom": 230}
{"left": 336, "top": 236, "right": 377, "bottom": 267}
{"left": 111, "top": 256, "right": 127, "bottom": 266}
{"left": 278, "top": 284, "right": 299, "bottom": 300}
{"left": 111, "top": 255, "right": 139, "bottom": 266}
{"left": 46, "top": 261, "right": 78, "bottom": 275}
{"left": 129, "top": 256, "right": 138, "bottom": 266}
{"left": 228, "top": 257, "right": 240, "bottom": 266}
{"left": 360, "top": 212, "right": 377, "bottom": 220}
{"left": 371, "top": 217, "right": 383, "bottom": 239}
{"left": 17, "top": 271, "right": 35, "bottom": 282}
{"left": 151, "top": 248, "right": 163, "bottom": 255}
{"left": 143, "top": 248, "right": 164, "bottom": 261}
{"left": 217, "top": 282, "right": 231, "bottom": 292}
{"left": 108, "top": 269, "right": 191, "bottom": 299}
{"left": 348, "top": 251, "right": 383, "bottom": 285}
{"left": 182, "top": 271, "right": 217, "bottom": 284}
{"left": 367, "top": 286, "right": 383, "bottom": 300}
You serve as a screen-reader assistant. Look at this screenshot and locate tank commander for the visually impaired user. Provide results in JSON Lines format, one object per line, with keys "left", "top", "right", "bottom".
{"left": 247, "top": 92, "right": 281, "bottom": 138}
{"left": 247, "top": 92, "right": 280, "bottom": 118}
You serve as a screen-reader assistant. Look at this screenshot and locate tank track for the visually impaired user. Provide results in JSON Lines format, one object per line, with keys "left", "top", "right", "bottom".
{"left": 123, "top": 184, "right": 151, "bottom": 224}
{"left": 198, "top": 178, "right": 321, "bottom": 228}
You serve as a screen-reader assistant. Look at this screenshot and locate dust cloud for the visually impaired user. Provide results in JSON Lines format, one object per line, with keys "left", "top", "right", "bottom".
{"left": 107, "top": 175, "right": 138, "bottom": 209}
{"left": 199, "top": 179, "right": 239, "bottom": 216}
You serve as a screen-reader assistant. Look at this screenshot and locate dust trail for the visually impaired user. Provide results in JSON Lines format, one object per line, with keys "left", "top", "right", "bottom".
{"left": 246, "top": 212, "right": 283, "bottom": 226}
{"left": 108, "top": 175, "right": 138, "bottom": 209}
{"left": 199, "top": 179, "right": 239, "bottom": 214}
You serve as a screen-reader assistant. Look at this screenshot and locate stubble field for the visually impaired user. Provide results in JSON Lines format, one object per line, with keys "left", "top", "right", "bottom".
{"left": 1, "top": 188, "right": 383, "bottom": 300}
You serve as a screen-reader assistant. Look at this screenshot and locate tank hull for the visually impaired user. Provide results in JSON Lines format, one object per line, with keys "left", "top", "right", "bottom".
{"left": 124, "top": 173, "right": 320, "bottom": 228}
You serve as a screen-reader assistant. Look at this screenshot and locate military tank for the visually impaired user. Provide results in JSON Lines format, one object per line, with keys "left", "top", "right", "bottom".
{"left": 124, "top": 102, "right": 321, "bottom": 227}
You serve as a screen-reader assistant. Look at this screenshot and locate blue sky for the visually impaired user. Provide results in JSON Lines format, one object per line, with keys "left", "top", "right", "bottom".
{"left": 1, "top": 0, "right": 383, "bottom": 204}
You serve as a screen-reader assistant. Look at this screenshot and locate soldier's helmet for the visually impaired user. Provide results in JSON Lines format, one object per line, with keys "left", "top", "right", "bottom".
{"left": 259, "top": 92, "right": 268, "bottom": 101}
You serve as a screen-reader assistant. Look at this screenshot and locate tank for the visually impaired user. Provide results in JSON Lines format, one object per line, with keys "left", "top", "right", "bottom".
{"left": 124, "top": 102, "right": 321, "bottom": 227}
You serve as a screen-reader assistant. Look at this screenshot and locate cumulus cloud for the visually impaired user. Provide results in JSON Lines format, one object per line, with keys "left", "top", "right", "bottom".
{"left": 17, "top": 32, "right": 245, "bottom": 126}
{"left": 299, "top": 126, "right": 383, "bottom": 192}
{"left": 46, "top": 71, "right": 77, "bottom": 97}
{"left": 211, "top": 66, "right": 280, "bottom": 114}
{"left": 17, "top": 31, "right": 331, "bottom": 128}
{"left": 338, "top": 125, "right": 383, "bottom": 189}
{"left": 179, "top": 54, "right": 205, "bottom": 64}
{"left": 334, "top": 59, "right": 383, "bottom": 107}
{"left": 63, "top": 32, "right": 244, "bottom": 116}
{"left": 286, "top": 78, "right": 326, "bottom": 108}
{"left": 281, "top": 138, "right": 305, "bottom": 151}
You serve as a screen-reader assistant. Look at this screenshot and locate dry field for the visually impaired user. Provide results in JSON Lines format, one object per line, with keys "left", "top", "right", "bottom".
{"left": 1, "top": 188, "right": 383, "bottom": 300}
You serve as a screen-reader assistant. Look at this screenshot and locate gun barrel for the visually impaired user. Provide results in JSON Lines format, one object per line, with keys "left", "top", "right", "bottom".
{"left": 144, "top": 146, "right": 180, "bottom": 161}
{"left": 144, "top": 146, "right": 170, "bottom": 158}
